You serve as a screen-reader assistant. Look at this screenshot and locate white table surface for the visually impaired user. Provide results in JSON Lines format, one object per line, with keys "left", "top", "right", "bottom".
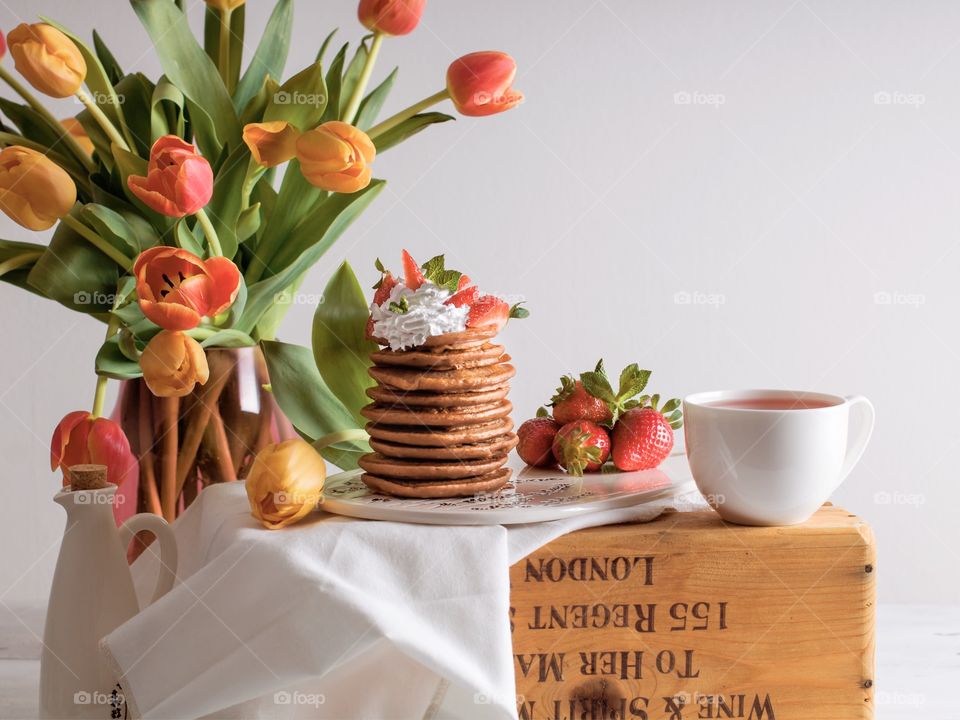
{"left": 1, "top": 601, "right": 956, "bottom": 719}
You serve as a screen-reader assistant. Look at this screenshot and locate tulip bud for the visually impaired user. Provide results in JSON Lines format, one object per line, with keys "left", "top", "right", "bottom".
{"left": 8, "top": 23, "right": 86, "bottom": 98}
{"left": 243, "top": 121, "right": 300, "bottom": 168}
{"left": 358, "top": 0, "right": 426, "bottom": 36}
{"left": 127, "top": 136, "right": 214, "bottom": 218}
{"left": 61, "top": 117, "right": 94, "bottom": 156}
{"left": 0, "top": 30, "right": 7, "bottom": 59}
{"left": 0, "top": 146, "right": 76, "bottom": 231}
{"left": 140, "top": 330, "right": 210, "bottom": 398}
{"left": 447, "top": 51, "right": 524, "bottom": 117}
{"left": 50, "top": 411, "right": 137, "bottom": 488}
{"left": 245, "top": 439, "right": 326, "bottom": 530}
{"left": 296, "top": 121, "right": 376, "bottom": 194}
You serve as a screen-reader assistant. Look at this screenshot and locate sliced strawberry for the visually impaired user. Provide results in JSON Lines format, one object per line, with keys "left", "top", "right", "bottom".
{"left": 457, "top": 274, "right": 472, "bottom": 291}
{"left": 373, "top": 272, "right": 398, "bottom": 306}
{"left": 401, "top": 249, "right": 425, "bottom": 289}
{"left": 466, "top": 295, "right": 510, "bottom": 329}
{"left": 445, "top": 285, "right": 480, "bottom": 308}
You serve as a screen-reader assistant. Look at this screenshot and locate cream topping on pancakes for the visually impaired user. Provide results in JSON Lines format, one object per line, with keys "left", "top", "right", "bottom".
{"left": 370, "top": 281, "right": 468, "bottom": 351}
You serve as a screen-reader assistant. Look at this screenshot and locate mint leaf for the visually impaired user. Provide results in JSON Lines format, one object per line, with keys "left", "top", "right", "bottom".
{"left": 509, "top": 302, "right": 529, "bottom": 319}
{"left": 580, "top": 370, "right": 616, "bottom": 403}
{"left": 420, "top": 254, "right": 462, "bottom": 292}
{"left": 617, "top": 364, "right": 651, "bottom": 399}
{"left": 388, "top": 297, "right": 409, "bottom": 314}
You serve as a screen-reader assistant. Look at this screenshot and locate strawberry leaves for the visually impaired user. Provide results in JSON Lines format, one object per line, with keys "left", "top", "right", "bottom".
{"left": 580, "top": 360, "right": 652, "bottom": 426}
{"left": 509, "top": 302, "right": 529, "bottom": 319}
{"left": 650, "top": 395, "right": 683, "bottom": 429}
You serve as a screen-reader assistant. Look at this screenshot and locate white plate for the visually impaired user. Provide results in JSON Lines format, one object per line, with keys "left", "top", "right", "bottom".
{"left": 319, "top": 453, "right": 696, "bottom": 525}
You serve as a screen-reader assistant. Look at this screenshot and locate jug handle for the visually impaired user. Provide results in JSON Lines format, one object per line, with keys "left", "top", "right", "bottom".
{"left": 119, "top": 513, "right": 179, "bottom": 608}
{"left": 834, "top": 395, "right": 876, "bottom": 492}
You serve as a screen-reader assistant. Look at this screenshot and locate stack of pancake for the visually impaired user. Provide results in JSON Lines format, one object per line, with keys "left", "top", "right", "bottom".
{"left": 358, "top": 326, "right": 518, "bottom": 498}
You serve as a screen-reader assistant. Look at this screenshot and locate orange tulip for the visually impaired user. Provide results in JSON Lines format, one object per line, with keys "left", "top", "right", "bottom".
{"left": 127, "top": 136, "right": 214, "bottom": 217}
{"left": 446, "top": 51, "right": 523, "bottom": 117}
{"left": 296, "top": 121, "right": 375, "bottom": 193}
{"left": 358, "top": 0, "right": 426, "bottom": 36}
{"left": 8, "top": 23, "right": 86, "bottom": 98}
{"left": 50, "top": 411, "right": 137, "bottom": 488}
{"left": 0, "top": 146, "right": 75, "bottom": 231}
{"left": 61, "top": 117, "right": 93, "bottom": 155}
{"left": 133, "top": 246, "right": 242, "bottom": 331}
{"left": 245, "top": 439, "right": 326, "bottom": 529}
{"left": 243, "top": 121, "right": 300, "bottom": 168}
{"left": 140, "top": 330, "right": 210, "bottom": 398}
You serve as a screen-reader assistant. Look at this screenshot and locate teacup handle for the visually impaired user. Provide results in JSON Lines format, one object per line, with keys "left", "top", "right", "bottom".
{"left": 119, "top": 513, "right": 179, "bottom": 608}
{"left": 835, "top": 395, "right": 875, "bottom": 491}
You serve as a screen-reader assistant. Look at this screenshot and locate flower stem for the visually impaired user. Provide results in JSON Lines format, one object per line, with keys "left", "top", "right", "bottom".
{"left": 92, "top": 315, "right": 122, "bottom": 418}
{"left": 0, "top": 65, "right": 96, "bottom": 173}
{"left": 218, "top": 8, "right": 234, "bottom": 93}
{"left": 342, "top": 32, "right": 384, "bottom": 125}
{"left": 0, "top": 251, "right": 42, "bottom": 278}
{"left": 76, "top": 88, "right": 131, "bottom": 153}
{"left": 241, "top": 157, "right": 265, "bottom": 211}
{"left": 366, "top": 89, "right": 450, "bottom": 140}
{"left": 313, "top": 428, "right": 370, "bottom": 451}
{"left": 194, "top": 208, "right": 223, "bottom": 257}
{"left": 60, "top": 214, "right": 132, "bottom": 270}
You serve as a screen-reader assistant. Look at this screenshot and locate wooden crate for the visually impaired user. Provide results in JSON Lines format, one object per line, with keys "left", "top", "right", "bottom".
{"left": 509, "top": 505, "right": 876, "bottom": 720}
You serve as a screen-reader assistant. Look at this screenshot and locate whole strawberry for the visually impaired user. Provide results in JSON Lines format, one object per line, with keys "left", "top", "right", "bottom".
{"left": 611, "top": 397, "right": 683, "bottom": 471}
{"left": 550, "top": 377, "right": 612, "bottom": 426}
{"left": 552, "top": 420, "right": 611, "bottom": 475}
{"left": 517, "top": 410, "right": 560, "bottom": 467}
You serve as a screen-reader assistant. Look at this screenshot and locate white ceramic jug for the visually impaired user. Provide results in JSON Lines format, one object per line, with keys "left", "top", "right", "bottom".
{"left": 39, "top": 484, "right": 178, "bottom": 719}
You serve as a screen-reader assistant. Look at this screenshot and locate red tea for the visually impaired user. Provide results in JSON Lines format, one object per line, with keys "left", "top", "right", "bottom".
{"left": 705, "top": 397, "right": 837, "bottom": 410}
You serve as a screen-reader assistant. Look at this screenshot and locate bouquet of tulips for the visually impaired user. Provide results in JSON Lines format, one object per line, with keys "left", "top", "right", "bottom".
{"left": 0, "top": 0, "right": 521, "bottom": 512}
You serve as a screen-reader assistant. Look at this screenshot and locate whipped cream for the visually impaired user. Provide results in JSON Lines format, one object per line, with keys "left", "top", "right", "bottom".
{"left": 370, "top": 281, "right": 468, "bottom": 351}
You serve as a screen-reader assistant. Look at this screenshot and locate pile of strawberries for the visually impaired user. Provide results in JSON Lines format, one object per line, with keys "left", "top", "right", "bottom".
{"left": 517, "top": 361, "right": 683, "bottom": 475}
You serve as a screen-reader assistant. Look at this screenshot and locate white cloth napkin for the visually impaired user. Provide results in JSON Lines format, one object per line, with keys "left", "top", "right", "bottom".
{"left": 102, "top": 475, "right": 706, "bottom": 720}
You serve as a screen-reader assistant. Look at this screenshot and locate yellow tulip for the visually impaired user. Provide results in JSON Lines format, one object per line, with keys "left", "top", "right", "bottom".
{"left": 140, "top": 331, "right": 210, "bottom": 398}
{"left": 296, "top": 121, "right": 375, "bottom": 194}
{"left": 0, "top": 146, "right": 76, "bottom": 231}
{"left": 205, "top": 0, "right": 247, "bottom": 10}
{"left": 60, "top": 117, "right": 93, "bottom": 156}
{"left": 8, "top": 23, "right": 86, "bottom": 98}
{"left": 242, "top": 121, "right": 300, "bottom": 168}
{"left": 245, "top": 439, "right": 326, "bottom": 530}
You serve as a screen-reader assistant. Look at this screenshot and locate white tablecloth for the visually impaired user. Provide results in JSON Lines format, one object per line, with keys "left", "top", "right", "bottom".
{"left": 102, "top": 474, "right": 705, "bottom": 720}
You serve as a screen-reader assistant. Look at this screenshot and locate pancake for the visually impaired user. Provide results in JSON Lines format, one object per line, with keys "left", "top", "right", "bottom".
{"left": 358, "top": 452, "right": 509, "bottom": 480}
{"left": 369, "top": 433, "right": 518, "bottom": 460}
{"left": 361, "top": 400, "right": 512, "bottom": 427}
{"left": 369, "top": 362, "right": 516, "bottom": 392}
{"left": 361, "top": 467, "right": 512, "bottom": 498}
{"left": 370, "top": 343, "right": 504, "bottom": 370}
{"left": 365, "top": 417, "right": 514, "bottom": 447}
{"left": 365, "top": 384, "right": 510, "bottom": 408}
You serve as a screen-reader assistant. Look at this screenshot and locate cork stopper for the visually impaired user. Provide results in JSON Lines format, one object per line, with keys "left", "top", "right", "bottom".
{"left": 68, "top": 464, "right": 109, "bottom": 491}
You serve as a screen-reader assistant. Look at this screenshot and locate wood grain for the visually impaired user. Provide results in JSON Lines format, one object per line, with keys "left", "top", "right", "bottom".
{"left": 509, "top": 505, "right": 876, "bottom": 719}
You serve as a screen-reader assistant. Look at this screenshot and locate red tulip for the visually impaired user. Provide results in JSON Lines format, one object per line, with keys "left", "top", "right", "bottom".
{"left": 50, "top": 411, "right": 137, "bottom": 488}
{"left": 358, "top": 0, "right": 425, "bottom": 36}
{"left": 127, "top": 136, "right": 213, "bottom": 217}
{"left": 0, "top": 30, "right": 6, "bottom": 59}
{"left": 446, "top": 51, "right": 524, "bottom": 117}
{"left": 134, "top": 246, "right": 241, "bottom": 331}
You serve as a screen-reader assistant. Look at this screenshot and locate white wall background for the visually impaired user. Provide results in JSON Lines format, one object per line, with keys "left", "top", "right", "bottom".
{"left": 0, "top": 0, "right": 955, "bottom": 606}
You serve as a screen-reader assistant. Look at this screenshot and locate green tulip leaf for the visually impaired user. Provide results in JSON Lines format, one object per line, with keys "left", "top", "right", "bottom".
{"left": 263, "top": 60, "right": 328, "bottom": 129}
{"left": 261, "top": 340, "right": 368, "bottom": 470}
{"left": 237, "top": 203, "right": 261, "bottom": 243}
{"left": 0, "top": 239, "right": 48, "bottom": 297}
{"left": 150, "top": 78, "right": 186, "bottom": 142}
{"left": 204, "top": 4, "right": 244, "bottom": 93}
{"left": 238, "top": 179, "right": 384, "bottom": 335}
{"left": 354, "top": 66, "right": 397, "bottom": 131}
{"left": 130, "top": 0, "right": 240, "bottom": 156}
{"left": 373, "top": 112, "right": 455, "bottom": 153}
{"left": 205, "top": 143, "right": 251, "bottom": 260}
{"left": 96, "top": 335, "right": 143, "bottom": 379}
{"left": 196, "top": 328, "right": 256, "bottom": 348}
{"left": 339, "top": 38, "right": 370, "bottom": 116}
{"left": 92, "top": 30, "right": 124, "bottom": 85}
{"left": 321, "top": 43, "right": 348, "bottom": 122}
{"left": 312, "top": 261, "right": 377, "bottom": 425}
{"left": 234, "top": 0, "right": 293, "bottom": 112}
{"left": 81, "top": 203, "right": 159, "bottom": 256}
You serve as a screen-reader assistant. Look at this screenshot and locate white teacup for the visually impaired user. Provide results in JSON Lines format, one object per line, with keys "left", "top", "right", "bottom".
{"left": 683, "top": 389, "right": 875, "bottom": 526}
